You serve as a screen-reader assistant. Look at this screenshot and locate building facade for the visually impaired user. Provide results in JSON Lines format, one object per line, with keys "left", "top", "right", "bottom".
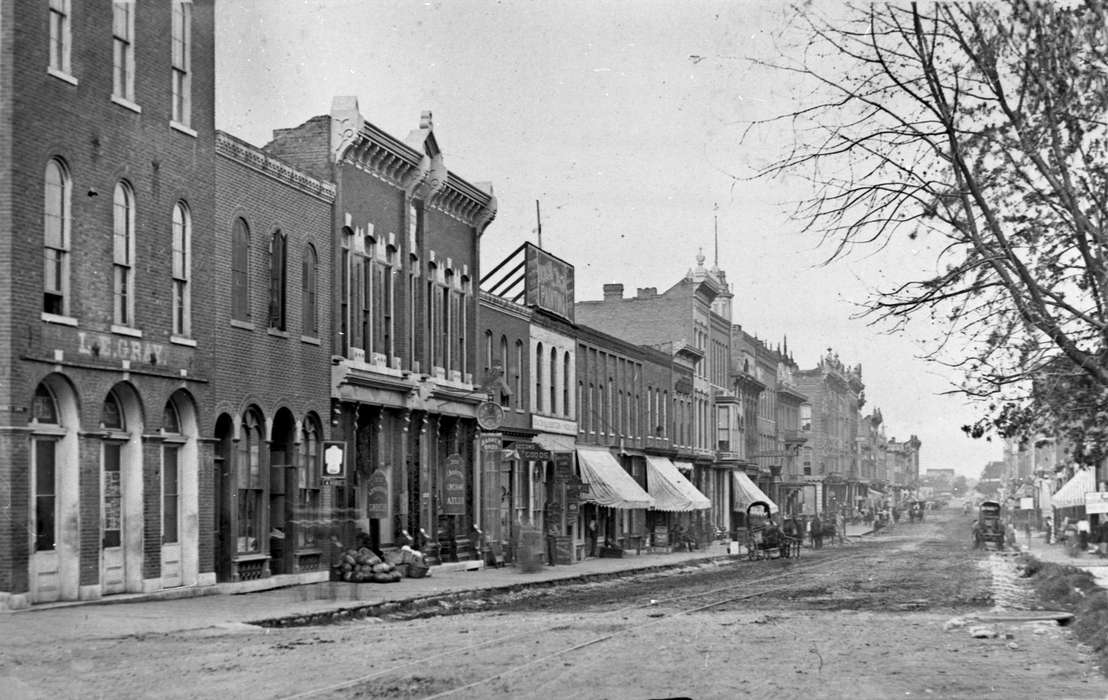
{"left": 263, "top": 99, "right": 496, "bottom": 564}
{"left": 1, "top": 0, "right": 216, "bottom": 609}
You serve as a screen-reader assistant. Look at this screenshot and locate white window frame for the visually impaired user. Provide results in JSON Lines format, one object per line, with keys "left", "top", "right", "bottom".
{"left": 113, "top": 182, "right": 136, "bottom": 328}
{"left": 171, "top": 0, "right": 193, "bottom": 128}
{"left": 48, "top": 0, "right": 73, "bottom": 80}
{"left": 171, "top": 202, "right": 191, "bottom": 337}
{"left": 112, "top": 1, "right": 136, "bottom": 103}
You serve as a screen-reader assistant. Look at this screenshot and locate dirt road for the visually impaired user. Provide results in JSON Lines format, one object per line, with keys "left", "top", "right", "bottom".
{"left": 4, "top": 511, "right": 1107, "bottom": 699}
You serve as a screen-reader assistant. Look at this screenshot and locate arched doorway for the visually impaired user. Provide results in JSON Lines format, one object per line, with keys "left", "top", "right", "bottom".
{"left": 161, "top": 390, "right": 199, "bottom": 588}
{"left": 99, "top": 382, "right": 144, "bottom": 595}
{"left": 268, "top": 408, "right": 297, "bottom": 575}
{"left": 213, "top": 413, "right": 235, "bottom": 582}
{"left": 28, "top": 376, "right": 80, "bottom": 603}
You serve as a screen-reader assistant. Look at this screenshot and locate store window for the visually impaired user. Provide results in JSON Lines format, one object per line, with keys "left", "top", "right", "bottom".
{"left": 237, "top": 410, "right": 264, "bottom": 553}
{"left": 298, "top": 417, "right": 321, "bottom": 548}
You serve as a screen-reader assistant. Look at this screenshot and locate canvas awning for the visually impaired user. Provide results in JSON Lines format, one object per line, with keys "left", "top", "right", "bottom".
{"left": 645, "top": 456, "right": 711, "bottom": 512}
{"left": 1051, "top": 468, "right": 1097, "bottom": 509}
{"left": 674, "top": 461, "right": 694, "bottom": 473}
{"left": 732, "top": 471, "right": 778, "bottom": 513}
{"left": 576, "top": 446, "right": 654, "bottom": 509}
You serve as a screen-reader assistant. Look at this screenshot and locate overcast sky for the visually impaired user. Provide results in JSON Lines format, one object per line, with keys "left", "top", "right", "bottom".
{"left": 215, "top": 0, "right": 1004, "bottom": 477}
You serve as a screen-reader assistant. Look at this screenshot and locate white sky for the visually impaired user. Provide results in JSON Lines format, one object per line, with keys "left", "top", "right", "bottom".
{"left": 215, "top": 0, "right": 1004, "bottom": 477}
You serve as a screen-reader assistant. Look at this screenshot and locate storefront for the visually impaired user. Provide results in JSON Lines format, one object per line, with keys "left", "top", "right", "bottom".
{"left": 731, "top": 470, "right": 778, "bottom": 529}
{"left": 576, "top": 446, "right": 654, "bottom": 555}
{"left": 645, "top": 455, "right": 711, "bottom": 549}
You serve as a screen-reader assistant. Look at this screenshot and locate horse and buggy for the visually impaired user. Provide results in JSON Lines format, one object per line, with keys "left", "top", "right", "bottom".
{"left": 743, "top": 501, "right": 802, "bottom": 560}
{"left": 973, "top": 500, "right": 1005, "bottom": 550}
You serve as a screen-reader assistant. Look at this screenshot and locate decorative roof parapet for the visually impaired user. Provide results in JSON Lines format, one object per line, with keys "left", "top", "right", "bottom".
{"left": 216, "top": 131, "right": 336, "bottom": 202}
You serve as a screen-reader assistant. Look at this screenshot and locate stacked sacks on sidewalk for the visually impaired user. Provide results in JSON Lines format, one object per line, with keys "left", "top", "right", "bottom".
{"left": 333, "top": 547, "right": 402, "bottom": 583}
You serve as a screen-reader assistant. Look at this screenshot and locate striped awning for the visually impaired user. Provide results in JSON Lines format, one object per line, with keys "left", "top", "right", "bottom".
{"left": 646, "top": 456, "right": 711, "bottom": 512}
{"left": 576, "top": 447, "right": 654, "bottom": 510}
{"left": 1051, "top": 468, "right": 1096, "bottom": 509}
{"left": 732, "top": 471, "right": 778, "bottom": 514}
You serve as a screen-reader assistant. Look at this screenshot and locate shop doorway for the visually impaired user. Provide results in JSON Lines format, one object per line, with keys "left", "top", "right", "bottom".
{"left": 213, "top": 414, "right": 234, "bottom": 582}
{"left": 268, "top": 409, "right": 297, "bottom": 575}
{"left": 99, "top": 383, "right": 143, "bottom": 596}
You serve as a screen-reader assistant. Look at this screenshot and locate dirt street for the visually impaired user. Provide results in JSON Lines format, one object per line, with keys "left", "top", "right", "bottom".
{"left": 3, "top": 511, "right": 1108, "bottom": 699}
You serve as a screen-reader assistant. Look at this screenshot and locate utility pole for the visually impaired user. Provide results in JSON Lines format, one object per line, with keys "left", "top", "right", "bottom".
{"left": 713, "top": 202, "right": 719, "bottom": 267}
{"left": 535, "top": 199, "right": 543, "bottom": 249}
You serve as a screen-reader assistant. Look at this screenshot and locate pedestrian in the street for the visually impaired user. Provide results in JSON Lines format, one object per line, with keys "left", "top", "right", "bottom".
{"left": 811, "top": 512, "right": 823, "bottom": 549}
{"left": 835, "top": 509, "right": 846, "bottom": 545}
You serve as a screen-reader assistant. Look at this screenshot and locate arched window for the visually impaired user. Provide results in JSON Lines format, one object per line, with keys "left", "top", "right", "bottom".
{"left": 32, "top": 383, "right": 60, "bottom": 552}
{"left": 162, "top": 400, "right": 182, "bottom": 545}
{"left": 43, "top": 158, "right": 71, "bottom": 316}
{"left": 514, "top": 340, "right": 524, "bottom": 409}
{"left": 231, "top": 218, "right": 250, "bottom": 321}
{"left": 302, "top": 243, "right": 318, "bottom": 337}
{"left": 268, "top": 230, "right": 287, "bottom": 330}
{"left": 549, "top": 347, "right": 558, "bottom": 415}
{"left": 563, "top": 353, "right": 571, "bottom": 417}
{"left": 172, "top": 202, "right": 192, "bottom": 336}
{"left": 237, "top": 410, "right": 264, "bottom": 553}
{"left": 101, "top": 389, "right": 125, "bottom": 430}
{"left": 112, "top": 182, "right": 135, "bottom": 326}
{"left": 535, "top": 343, "right": 544, "bottom": 413}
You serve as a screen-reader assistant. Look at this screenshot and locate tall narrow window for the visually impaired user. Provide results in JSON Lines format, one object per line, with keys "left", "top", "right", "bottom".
{"left": 43, "top": 159, "right": 70, "bottom": 316}
{"left": 32, "top": 384, "right": 60, "bottom": 553}
{"left": 514, "top": 340, "right": 523, "bottom": 409}
{"left": 383, "top": 247, "right": 396, "bottom": 359}
{"left": 484, "top": 331, "right": 494, "bottom": 377}
{"left": 268, "top": 230, "right": 287, "bottom": 330}
{"left": 298, "top": 417, "right": 321, "bottom": 548}
{"left": 112, "top": 1, "right": 135, "bottom": 102}
{"left": 48, "top": 0, "right": 71, "bottom": 76}
{"left": 564, "top": 353, "right": 571, "bottom": 417}
{"left": 302, "top": 244, "right": 318, "bottom": 337}
{"left": 171, "top": 0, "right": 192, "bottom": 126}
{"left": 162, "top": 401, "right": 182, "bottom": 545}
{"left": 443, "top": 270, "right": 454, "bottom": 373}
{"left": 237, "top": 410, "right": 264, "bottom": 554}
{"left": 340, "top": 228, "right": 353, "bottom": 354}
{"left": 231, "top": 218, "right": 250, "bottom": 321}
{"left": 172, "top": 202, "right": 191, "bottom": 336}
{"left": 112, "top": 182, "right": 135, "bottom": 326}
{"left": 549, "top": 347, "right": 557, "bottom": 415}
{"left": 535, "top": 343, "right": 544, "bottom": 413}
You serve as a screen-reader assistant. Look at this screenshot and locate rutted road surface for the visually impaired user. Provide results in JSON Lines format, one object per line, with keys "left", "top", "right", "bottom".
{"left": 3, "top": 512, "right": 1107, "bottom": 699}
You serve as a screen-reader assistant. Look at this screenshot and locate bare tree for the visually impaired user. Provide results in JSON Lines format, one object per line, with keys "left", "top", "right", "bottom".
{"left": 748, "top": 0, "right": 1108, "bottom": 449}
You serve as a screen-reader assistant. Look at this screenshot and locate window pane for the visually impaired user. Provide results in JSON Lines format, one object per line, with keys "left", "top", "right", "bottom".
{"left": 231, "top": 219, "right": 249, "bottom": 320}
{"left": 163, "top": 446, "right": 179, "bottom": 543}
{"left": 34, "top": 440, "right": 57, "bottom": 552}
{"left": 103, "top": 443, "right": 122, "bottom": 548}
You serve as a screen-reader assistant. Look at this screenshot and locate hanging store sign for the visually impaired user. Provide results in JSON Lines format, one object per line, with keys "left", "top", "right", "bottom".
{"left": 524, "top": 243, "right": 575, "bottom": 322}
{"left": 553, "top": 452, "right": 573, "bottom": 481}
{"left": 443, "top": 453, "right": 467, "bottom": 515}
{"left": 322, "top": 441, "right": 347, "bottom": 482}
{"left": 366, "top": 470, "right": 389, "bottom": 518}
{"left": 513, "top": 441, "right": 551, "bottom": 462}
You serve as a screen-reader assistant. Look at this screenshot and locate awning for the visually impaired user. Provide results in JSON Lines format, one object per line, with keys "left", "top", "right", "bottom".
{"left": 732, "top": 471, "right": 778, "bottom": 513}
{"left": 674, "top": 461, "right": 694, "bottom": 473}
{"left": 1051, "top": 468, "right": 1096, "bottom": 509}
{"left": 645, "top": 456, "right": 711, "bottom": 512}
{"left": 576, "top": 447, "right": 654, "bottom": 510}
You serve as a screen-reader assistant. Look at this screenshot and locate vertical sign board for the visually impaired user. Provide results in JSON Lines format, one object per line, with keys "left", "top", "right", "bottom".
{"left": 524, "top": 243, "right": 575, "bottom": 322}
{"left": 443, "top": 453, "right": 467, "bottom": 516}
{"left": 366, "top": 470, "right": 389, "bottom": 519}
{"left": 553, "top": 452, "right": 573, "bottom": 481}
{"left": 322, "top": 441, "right": 347, "bottom": 483}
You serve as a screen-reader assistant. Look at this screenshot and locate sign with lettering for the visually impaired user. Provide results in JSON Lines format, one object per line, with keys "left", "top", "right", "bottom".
{"left": 366, "top": 470, "right": 389, "bottom": 518}
{"left": 513, "top": 441, "right": 551, "bottom": 462}
{"left": 524, "top": 243, "right": 574, "bottom": 322}
{"left": 443, "top": 453, "right": 467, "bottom": 515}
{"left": 1085, "top": 492, "right": 1108, "bottom": 514}
{"left": 322, "top": 441, "right": 347, "bottom": 480}
{"left": 553, "top": 452, "right": 573, "bottom": 481}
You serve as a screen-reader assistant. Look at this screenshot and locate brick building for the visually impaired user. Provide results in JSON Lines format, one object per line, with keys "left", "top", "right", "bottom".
{"left": 796, "top": 350, "right": 866, "bottom": 512}
{"left": 211, "top": 132, "right": 335, "bottom": 583}
{"left": 263, "top": 98, "right": 496, "bottom": 564}
{"left": 0, "top": 1, "right": 216, "bottom": 609}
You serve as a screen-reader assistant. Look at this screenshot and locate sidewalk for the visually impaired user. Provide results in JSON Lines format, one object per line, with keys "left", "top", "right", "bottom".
{"left": 4, "top": 523, "right": 873, "bottom": 643}
{"left": 1021, "top": 531, "right": 1108, "bottom": 588}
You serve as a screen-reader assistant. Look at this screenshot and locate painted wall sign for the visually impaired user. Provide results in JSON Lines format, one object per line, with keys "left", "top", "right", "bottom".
{"left": 524, "top": 243, "right": 575, "bottom": 321}
{"left": 366, "top": 470, "right": 389, "bottom": 518}
{"left": 40, "top": 324, "right": 190, "bottom": 370}
{"left": 443, "top": 453, "right": 467, "bottom": 515}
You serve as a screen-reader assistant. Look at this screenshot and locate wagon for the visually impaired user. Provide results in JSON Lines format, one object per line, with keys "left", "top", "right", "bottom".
{"left": 744, "top": 501, "right": 801, "bottom": 560}
{"left": 974, "top": 500, "right": 1004, "bottom": 550}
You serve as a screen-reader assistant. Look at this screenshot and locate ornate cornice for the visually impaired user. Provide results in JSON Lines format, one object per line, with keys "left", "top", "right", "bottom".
{"left": 216, "top": 131, "right": 336, "bottom": 202}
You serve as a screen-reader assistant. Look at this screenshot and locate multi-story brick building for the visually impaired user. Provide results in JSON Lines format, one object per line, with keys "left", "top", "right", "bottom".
{"left": 796, "top": 350, "right": 865, "bottom": 513}
{"left": 210, "top": 132, "right": 335, "bottom": 583}
{"left": 0, "top": 0, "right": 216, "bottom": 609}
{"left": 263, "top": 98, "right": 496, "bottom": 564}
{"left": 575, "top": 252, "right": 735, "bottom": 532}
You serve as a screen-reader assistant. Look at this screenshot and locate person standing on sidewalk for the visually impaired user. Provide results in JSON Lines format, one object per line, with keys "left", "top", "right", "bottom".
{"left": 811, "top": 512, "right": 824, "bottom": 549}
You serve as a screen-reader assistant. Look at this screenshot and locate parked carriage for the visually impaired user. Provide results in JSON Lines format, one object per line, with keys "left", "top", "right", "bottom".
{"left": 744, "top": 501, "right": 802, "bottom": 560}
{"left": 974, "top": 500, "right": 1005, "bottom": 550}
{"left": 908, "top": 500, "right": 926, "bottom": 523}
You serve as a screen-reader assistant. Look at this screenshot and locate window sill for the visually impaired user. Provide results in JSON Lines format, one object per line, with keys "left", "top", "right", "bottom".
{"left": 230, "top": 319, "right": 254, "bottom": 331}
{"left": 41, "top": 312, "right": 78, "bottom": 327}
{"left": 111, "top": 95, "right": 142, "bottom": 114}
{"left": 47, "top": 68, "right": 78, "bottom": 86}
{"left": 111, "top": 324, "right": 143, "bottom": 338}
{"left": 170, "top": 120, "right": 197, "bottom": 138}
{"left": 170, "top": 335, "right": 197, "bottom": 347}
{"left": 267, "top": 328, "right": 290, "bottom": 339}
{"left": 300, "top": 336, "right": 321, "bottom": 346}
